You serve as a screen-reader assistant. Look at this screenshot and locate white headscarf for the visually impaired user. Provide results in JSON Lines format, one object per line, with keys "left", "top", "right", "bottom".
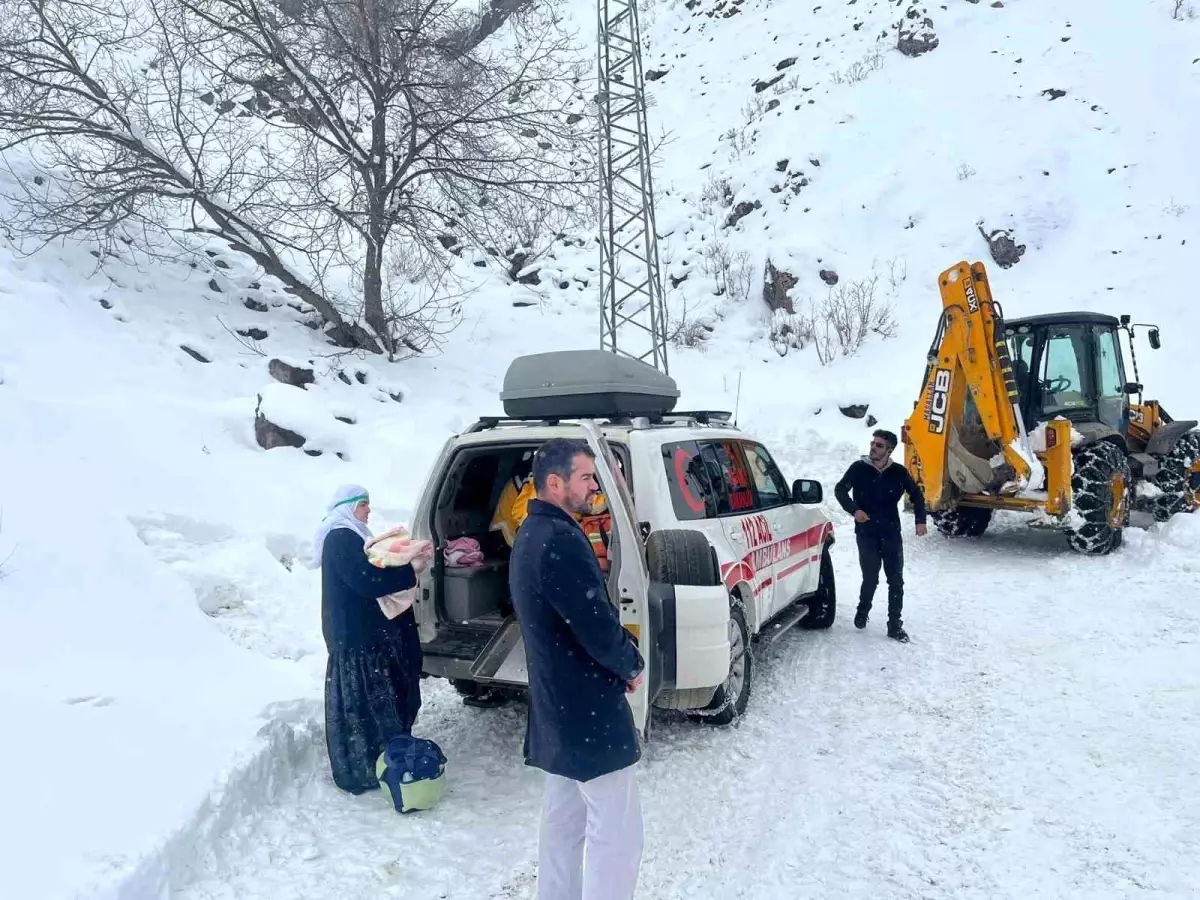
{"left": 305, "top": 483, "right": 372, "bottom": 569}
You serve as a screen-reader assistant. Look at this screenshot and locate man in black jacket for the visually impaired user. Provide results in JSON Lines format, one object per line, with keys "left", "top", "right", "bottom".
{"left": 509, "top": 437, "right": 645, "bottom": 900}
{"left": 834, "top": 428, "right": 928, "bottom": 643}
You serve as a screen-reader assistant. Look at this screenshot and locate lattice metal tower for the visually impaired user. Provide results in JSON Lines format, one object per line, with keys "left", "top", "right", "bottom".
{"left": 596, "top": 0, "right": 670, "bottom": 374}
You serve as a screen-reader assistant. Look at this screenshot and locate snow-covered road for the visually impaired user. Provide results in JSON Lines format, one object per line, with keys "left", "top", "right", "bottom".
{"left": 169, "top": 515, "right": 1200, "bottom": 900}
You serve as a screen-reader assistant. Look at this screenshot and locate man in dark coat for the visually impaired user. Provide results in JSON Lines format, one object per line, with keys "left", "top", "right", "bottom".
{"left": 509, "top": 438, "right": 645, "bottom": 900}
{"left": 834, "top": 429, "right": 928, "bottom": 643}
{"left": 310, "top": 485, "right": 423, "bottom": 794}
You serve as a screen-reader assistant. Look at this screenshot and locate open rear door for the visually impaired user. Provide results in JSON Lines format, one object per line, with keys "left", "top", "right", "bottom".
{"left": 579, "top": 420, "right": 652, "bottom": 737}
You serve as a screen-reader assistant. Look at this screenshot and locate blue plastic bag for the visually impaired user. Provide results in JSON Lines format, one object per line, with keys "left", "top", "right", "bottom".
{"left": 375, "top": 734, "right": 447, "bottom": 814}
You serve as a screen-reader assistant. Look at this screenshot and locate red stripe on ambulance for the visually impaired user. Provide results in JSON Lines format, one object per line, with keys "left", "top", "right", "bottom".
{"left": 719, "top": 520, "right": 831, "bottom": 596}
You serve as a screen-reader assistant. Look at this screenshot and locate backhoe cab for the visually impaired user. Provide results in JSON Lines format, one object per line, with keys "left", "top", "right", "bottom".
{"left": 902, "top": 261, "right": 1200, "bottom": 555}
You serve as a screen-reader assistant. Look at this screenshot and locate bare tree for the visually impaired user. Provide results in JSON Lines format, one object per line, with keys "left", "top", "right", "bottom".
{"left": 0, "top": 0, "right": 595, "bottom": 356}
{"left": 154, "top": 0, "right": 594, "bottom": 354}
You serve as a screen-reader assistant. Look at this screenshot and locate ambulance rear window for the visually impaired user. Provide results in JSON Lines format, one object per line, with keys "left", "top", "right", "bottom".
{"left": 661, "top": 440, "right": 715, "bottom": 521}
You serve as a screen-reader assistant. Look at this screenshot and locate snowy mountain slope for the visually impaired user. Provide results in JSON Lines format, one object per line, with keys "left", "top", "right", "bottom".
{"left": 0, "top": 0, "right": 1198, "bottom": 897}
{"left": 635, "top": 0, "right": 1200, "bottom": 422}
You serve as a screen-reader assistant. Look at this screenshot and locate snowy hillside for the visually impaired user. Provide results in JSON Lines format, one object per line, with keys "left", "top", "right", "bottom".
{"left": 1, "top": 0, "right": 1198, "bottom": 898}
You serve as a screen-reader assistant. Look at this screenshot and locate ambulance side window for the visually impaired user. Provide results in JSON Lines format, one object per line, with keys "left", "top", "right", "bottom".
{"left": 698, "top": 440, "right": 756, "bottom": 516}
{"left": 661, "top": 440, "right": 717, "bottom": 521}
{"left": 741, "top": 442, "right": 789, "bottom": 510}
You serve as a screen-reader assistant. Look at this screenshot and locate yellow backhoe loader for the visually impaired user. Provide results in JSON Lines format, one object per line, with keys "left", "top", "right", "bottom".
{"left": 901, "top": 261, "right": 1200, "bottom": 555}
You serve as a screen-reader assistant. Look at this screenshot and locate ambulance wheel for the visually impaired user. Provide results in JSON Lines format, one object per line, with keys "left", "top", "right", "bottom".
{"left": 799, "top": 546, "right": 836, "bottom": 630}
{"left": 690, "top": 595, "right": 752, "bottom": 727}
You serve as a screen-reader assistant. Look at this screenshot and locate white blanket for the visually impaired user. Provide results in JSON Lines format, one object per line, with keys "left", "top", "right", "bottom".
{"left": 365, "top": 527, "right": 435, "bottom": 620}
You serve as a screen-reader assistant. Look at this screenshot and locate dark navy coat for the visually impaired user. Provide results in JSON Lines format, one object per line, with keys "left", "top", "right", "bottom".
{"left": 320, "top": 527, "right": 417, "bottom": 650}
{"left": 509, "top": 499, "right": 645, "bottom": 783}
{"left": 834, "top": 458, "right": 928, "bottom": 534}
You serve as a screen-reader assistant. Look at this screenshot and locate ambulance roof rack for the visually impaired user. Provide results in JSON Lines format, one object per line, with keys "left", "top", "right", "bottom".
{"left": 465, "top": 409, "right": 738, "bottom": 433}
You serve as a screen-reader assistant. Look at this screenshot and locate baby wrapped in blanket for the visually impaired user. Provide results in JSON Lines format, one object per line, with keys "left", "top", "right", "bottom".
{"left": 365, "top": 527, "right": 435, "bottom": 619}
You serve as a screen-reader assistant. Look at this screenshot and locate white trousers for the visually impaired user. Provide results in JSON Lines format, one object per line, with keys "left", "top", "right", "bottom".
{"left": 537, "top": 765, "right": 644, "bottom": 900}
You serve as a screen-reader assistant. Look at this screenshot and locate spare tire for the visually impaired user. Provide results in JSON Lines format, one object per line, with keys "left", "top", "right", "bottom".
{"left": 646, "top": 529, "right": 720, "bottom": 586}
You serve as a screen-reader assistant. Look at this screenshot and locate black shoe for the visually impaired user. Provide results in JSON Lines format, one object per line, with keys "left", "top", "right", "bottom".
{"left": 462, "top": 688, "right": 510, "bottom": 709}
{"left": 854, "top": 610, "right": 868, "bottom": 629}
{"left": 887, "top": 626, "right": 909, "bottom": 643}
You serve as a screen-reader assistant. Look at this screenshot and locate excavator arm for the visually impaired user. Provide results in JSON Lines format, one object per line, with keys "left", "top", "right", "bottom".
{"left": 903, "top": 262, "right": 1068, "bottom": 514}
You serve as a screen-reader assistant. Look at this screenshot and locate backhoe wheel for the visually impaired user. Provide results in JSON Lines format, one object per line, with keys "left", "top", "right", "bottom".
{"left": 930, "top": 507, "right": 993, "bottom": 538}
{"left": 1066, "top": 441, "right": 1131, "bottom": 555}
{"left": 1151, "top": 430, "right": 1200, "bottom": 522}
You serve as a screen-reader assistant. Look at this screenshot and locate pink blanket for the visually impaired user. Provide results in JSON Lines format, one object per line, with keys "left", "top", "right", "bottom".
{"left": 444, "top": 536, "right": 485, "bottom": 568}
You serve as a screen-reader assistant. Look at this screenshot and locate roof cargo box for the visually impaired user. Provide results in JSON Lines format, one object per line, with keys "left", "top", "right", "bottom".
{"left": 500, "top": 350, "right": 680, "bottom": 419}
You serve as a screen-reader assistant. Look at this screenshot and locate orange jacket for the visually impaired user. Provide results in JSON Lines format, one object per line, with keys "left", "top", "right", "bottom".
{"left": 578, "top": 513, "right": 612, "bottom": 571}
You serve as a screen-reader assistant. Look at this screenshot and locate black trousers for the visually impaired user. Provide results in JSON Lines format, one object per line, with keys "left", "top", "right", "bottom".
{"left": 855, "top": 527, "right": 905, "bottom": 627}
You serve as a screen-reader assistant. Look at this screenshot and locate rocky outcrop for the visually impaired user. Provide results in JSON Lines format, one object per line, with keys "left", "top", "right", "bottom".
{"left": 268, "top": 358, "right": 315, "bottom": 389}
{"left": 896, "top": 2, "right": 938, "bottom": 58}
{"left": 726, "top": 199, "right": 762, "bottom": 228}
{"left": 978, "top": 225, "right": 1026, "bottom": 268}
{"left": 254, "top": 394, "right": 306, "bottom": 451}
{"left": 763, "top": 260, "right": 798, "bottom": 314}
{"left": 180, "top": 344, "right": 211, "bottom": 363}
{"left": 507, "top": 251, "right": 542, "bottom": 286}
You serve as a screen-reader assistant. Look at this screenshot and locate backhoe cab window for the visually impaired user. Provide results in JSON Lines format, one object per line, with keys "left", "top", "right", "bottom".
{"left": 1093, "top": 326, "right": 1128, "bottom": 432}
{"left": 1007, "top": 331, "right": 1035, "bottom": 392}
{"left": 1040, "top": 326, "right": 1092, "bottom": 414}
{"left": 1094, "top": 328, "right": 1124, "bottom": 400}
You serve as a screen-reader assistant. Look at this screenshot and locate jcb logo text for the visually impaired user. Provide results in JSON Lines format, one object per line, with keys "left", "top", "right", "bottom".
{"left": 928, "top": 368, "right": 951, "bottom": 434}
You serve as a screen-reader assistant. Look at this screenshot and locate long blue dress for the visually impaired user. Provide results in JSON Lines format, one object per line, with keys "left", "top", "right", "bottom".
{"left": 320, "top": 527, "right": 421, "bottom": 794}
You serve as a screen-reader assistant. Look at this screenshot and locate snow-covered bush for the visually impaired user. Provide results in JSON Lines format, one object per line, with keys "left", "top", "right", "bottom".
{"left": 805, "top": 273, "right": 898, "bottom": 365}
{"left": 769, "top": 309, "right": 816, "bottom": 357}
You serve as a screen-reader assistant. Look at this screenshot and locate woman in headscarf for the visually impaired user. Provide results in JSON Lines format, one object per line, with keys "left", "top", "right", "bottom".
{"left": 307, "top": 484, "right": 425, "bottom": 794}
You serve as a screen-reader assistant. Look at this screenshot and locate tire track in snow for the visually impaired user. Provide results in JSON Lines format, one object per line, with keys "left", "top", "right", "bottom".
{"left": 632, "top": 528, "right": 1011, "bottom": 899}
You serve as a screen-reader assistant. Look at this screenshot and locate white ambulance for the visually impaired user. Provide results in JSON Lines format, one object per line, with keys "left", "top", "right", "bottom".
{"left": 406, "top": 350, "right": 836, "bottom": 734}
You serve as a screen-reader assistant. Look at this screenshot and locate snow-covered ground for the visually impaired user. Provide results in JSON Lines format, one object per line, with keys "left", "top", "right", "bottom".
{"left": 163, "top": 512, "right": 1200, "bottom": 900}
{"left": 1, "top": 0, "right": 1198, "bottom": 897}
